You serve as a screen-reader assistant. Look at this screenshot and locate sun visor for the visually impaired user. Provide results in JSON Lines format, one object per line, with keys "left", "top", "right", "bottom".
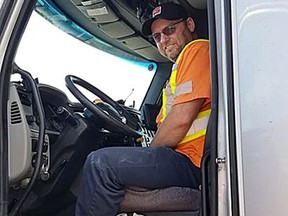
{"left": 98, "top": 21, "right": 135, "bottom": 39}
{"left": 119, "top": 36, "right": 151, "bottom": 50}
{"left": 135, "top": 46, "right": 169, "bottom": 62}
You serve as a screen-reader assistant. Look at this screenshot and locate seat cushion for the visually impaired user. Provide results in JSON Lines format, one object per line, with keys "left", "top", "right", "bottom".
{"left": 118, "top": 187, "right": 201, "bottom": 213}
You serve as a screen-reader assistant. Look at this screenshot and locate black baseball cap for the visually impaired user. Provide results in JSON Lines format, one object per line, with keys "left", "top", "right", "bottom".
{"left": 142, "top": 2, "right": 189, "bottom": 36}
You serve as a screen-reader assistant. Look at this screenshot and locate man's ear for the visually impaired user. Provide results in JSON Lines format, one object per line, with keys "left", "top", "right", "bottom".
{"left": 186, "top": 17, "right": 195, "bottom": 33}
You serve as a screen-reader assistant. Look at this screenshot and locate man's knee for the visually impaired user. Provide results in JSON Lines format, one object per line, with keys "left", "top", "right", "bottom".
{"left": 85, "top": 148, "right": 115, "bottom": 171}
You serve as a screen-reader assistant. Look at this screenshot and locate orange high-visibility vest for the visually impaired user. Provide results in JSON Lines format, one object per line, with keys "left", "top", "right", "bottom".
{"left": 158, "top": 39, "right": 211, "bottom": 166}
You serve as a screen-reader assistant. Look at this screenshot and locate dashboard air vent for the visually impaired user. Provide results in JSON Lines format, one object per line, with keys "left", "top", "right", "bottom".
{"left": 10, "top": 101, "right": 22, "bottom": 124}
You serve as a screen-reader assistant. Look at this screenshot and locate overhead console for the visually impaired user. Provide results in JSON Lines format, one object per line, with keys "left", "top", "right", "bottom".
{"left": 43, "top": 0, "right": 207, "bottom": 62}
{"left": 65, "top": 0, "right": 168, "bottom": 62}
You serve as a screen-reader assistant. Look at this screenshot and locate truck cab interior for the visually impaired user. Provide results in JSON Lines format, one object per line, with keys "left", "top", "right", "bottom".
{"left": 0, "top": 0, "right": 218, "bottom": 215}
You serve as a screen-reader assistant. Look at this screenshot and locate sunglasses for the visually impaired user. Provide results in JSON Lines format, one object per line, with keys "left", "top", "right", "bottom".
{"left": 151, "top": 19, "right": 186, "bottom": 43}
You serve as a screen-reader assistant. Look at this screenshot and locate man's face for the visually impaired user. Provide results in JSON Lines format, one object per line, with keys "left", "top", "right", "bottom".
{"left": 151, "top": 18, "right": 194, "bottom": 62}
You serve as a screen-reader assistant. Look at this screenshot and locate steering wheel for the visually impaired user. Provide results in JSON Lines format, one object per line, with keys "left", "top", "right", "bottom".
{"left": 65, "top": 75, "right": 142, "bottom": 137}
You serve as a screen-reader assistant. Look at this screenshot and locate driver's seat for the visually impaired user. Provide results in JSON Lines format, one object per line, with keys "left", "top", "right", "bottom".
{"left": 117, "top": 106, "right": 213, "bottom": 216}
{"left": 118, "top": 186, "right": 201, "bottom": 215}
{"left": 118, "top": 108, "right": 213, "bottom": 216}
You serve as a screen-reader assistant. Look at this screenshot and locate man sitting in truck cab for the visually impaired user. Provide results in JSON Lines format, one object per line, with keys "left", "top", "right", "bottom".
{"left": 75, "top": 2, "right": 211, "bottom": 215}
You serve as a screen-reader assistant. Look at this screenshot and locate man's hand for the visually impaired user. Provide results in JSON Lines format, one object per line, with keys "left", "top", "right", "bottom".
{"left": 150, "top": 98, "right": 205, "bottom": 148}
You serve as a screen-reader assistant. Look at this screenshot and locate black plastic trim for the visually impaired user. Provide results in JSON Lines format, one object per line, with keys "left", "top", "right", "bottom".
{"left": 223, "top": 0, "right": 239, "bottom": 215}
{"left": 201, "top": 153, "right": 210, "bottom": 216}
{"left": 201, "top": 0, "right": 219, "bottom": 215}
{"left": 140, "top": 62, "right": 172, "bottom": 110}
{"left": 9, "top": 65, "right": 46, "bottom": 216}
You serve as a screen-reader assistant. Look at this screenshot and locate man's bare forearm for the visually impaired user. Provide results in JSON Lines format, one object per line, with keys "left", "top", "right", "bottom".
{"left": 150, "top": 98, "right": 205, "bottom": 148}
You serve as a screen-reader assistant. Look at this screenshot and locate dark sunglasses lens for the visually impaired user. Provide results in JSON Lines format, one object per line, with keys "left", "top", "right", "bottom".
{"left": 163, "top": 25, "right": 176, "bottom": 36}
{"left": 152, "top": 33, "right": 161, "bottom": 43}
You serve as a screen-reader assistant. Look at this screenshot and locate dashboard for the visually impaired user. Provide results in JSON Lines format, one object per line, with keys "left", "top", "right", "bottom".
{"left": 8, "top": 72, "right": 155, "bottom": 189}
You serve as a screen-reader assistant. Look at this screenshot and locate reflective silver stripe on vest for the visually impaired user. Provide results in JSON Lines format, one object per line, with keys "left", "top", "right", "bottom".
{"left": 179, "top": 110, "right": 211, "bottom": 144}
{"left": 174, "top": 81, "right": 192, "bottom": 97}
{"left": 164, "top": 83, "right": 173, "bottom": 114}
{"left": 186, "top": 114, "right": 209, "bottom": 138}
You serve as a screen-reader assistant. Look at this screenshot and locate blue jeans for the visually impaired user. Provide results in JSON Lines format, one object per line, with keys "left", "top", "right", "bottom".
{"left": 75, "top": 146, "right": 201, "bottom": 216}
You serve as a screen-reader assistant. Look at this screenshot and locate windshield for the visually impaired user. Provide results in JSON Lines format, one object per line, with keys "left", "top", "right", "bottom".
{"left": 15, "top": 12, "right": 156, "bottom": 109}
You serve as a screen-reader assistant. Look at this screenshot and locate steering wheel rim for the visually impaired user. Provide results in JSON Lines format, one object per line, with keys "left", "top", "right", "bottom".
{"left": 65, "top": 75, "right": 142, "bottom": 137}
